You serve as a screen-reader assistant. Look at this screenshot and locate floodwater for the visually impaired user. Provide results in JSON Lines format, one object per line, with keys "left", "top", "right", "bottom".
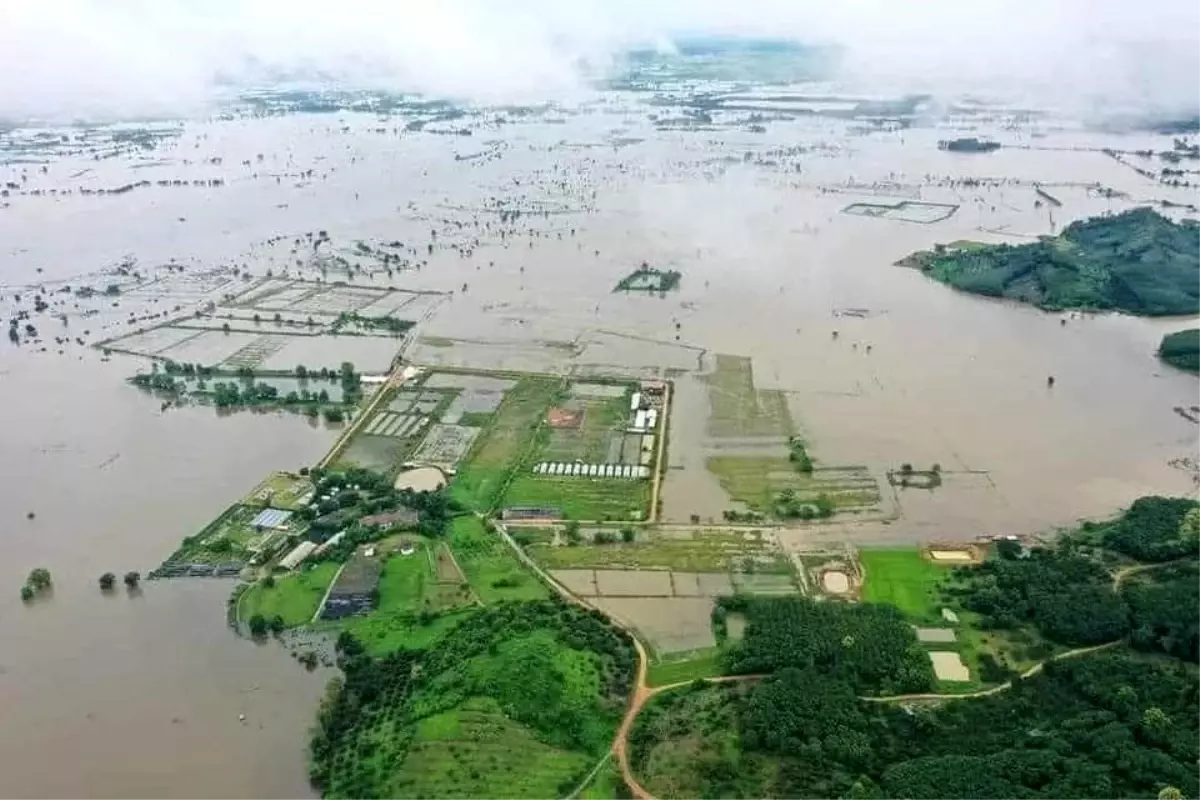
{"left": 1, "top": 90, "right": 1198, "bottom": 794}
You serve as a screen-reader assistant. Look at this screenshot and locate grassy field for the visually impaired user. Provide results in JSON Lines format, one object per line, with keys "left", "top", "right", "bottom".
{"left": 646, "top": 647, "right": 725, "bottom": 687}
{"left": 448, "top": 516, "right": 549, "bottom": 604}
{"left": 393, "top": 697, "right": 594, "bottom": 798}
{"left": 705, "top": 354, "right": 793, "bottom": 439}
{"left": 528, "top": 529, "right": 792, "bottom": 573}
{"left": 450, "top": 377, "right": 563, "bottom": 511}
{"left": 243, "top": 471, "right": 313, "bottom": 509}
{"left": 239, "top": 562, "right": 339, "bottom": 626}
{"left": 859, "top": 548, "right": 950, "bottom": 621}
{"left": 577, "top": 755, "right": 622, "bottom": 800}
{"left": 339, "top": 607, "right": 470, "bottom": 656}
{"left": 540, "top": 392, "right": 632, "bottom": 463}
{"left": 374, "top": 541, "right": 474, "bottom": 616}
{"left": 707, "top": 457, "right": 881, "bottom": 515}
{"left": 503, "top": 475, "right": 649, "bottom": 521}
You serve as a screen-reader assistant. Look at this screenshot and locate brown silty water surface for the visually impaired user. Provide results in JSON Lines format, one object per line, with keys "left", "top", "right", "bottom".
{"left": 1, "top": 99, "right": 1197, "bottom": 794}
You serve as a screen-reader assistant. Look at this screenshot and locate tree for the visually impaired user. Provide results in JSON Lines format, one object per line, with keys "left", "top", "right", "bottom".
{"left": 123, "top": 571, "right": 140, "bottom": 588}
{"left": 564, "top": 520, "right": 582, "bottom": 545}
{"left": 1158, "top": 787, "right": 1184, "bottom": 800}
{"left": 221, "top": 322, "right": 231, "bottom": 334}
{"left": 295, "top": 365, "right": 307, "bottom": 379}
{"left": 269, "top": 615, "right": 286, "bottom": 634}
{"left": 27, "top": 568, "right": 52, "bottom": 592}
{"left": 248, "top": 613, "right": 269, "bottom": 637}
{"left": 98, "top": 572, "right": 116, "bottom": 591}
{"left": 621, "top": 526, "right": 636, "bottom": 543}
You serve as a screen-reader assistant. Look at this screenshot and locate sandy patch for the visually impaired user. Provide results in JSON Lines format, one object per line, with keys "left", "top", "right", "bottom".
{"left": 929, "top": 549, "right": 975, "bottom": 562}
{"left": 593, "top": 597, "right": 716, "bottom": 653}
{"left": 915, "top": 627, "right": 957, "bottom": 643}
{"left": 394, "top": 467, "right": 446, "bottom": 492}
{"left": 550, "top": 569, "right": 598, "bottom": 597}
{"left": 822, "top": 570, "right": 850, "bottom": 594}
{"left": 595, "top": 569, "right": 673, "bottom": 597}
{"left": 726, "top": 612, "right": 747, "bottom": 641}
{"left": 929, "top": 651, "right": 970, "bottom": 681}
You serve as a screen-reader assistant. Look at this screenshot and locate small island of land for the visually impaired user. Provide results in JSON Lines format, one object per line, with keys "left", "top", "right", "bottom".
{"left": 899, "top": 208, "right": 1200, "bottom": 316}
{"left": 1159, "top": 329, "right": 1199, "bottom": 373}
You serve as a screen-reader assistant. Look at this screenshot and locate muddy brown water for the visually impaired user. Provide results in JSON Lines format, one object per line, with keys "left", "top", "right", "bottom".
{"left": 1, "top": 101, "right": 1197, "bottom": 794}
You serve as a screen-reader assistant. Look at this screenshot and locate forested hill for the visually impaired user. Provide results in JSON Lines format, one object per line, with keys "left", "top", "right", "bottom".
{"left": 1159, "top": 329, "right": 1200, "bottom": 373}
{"left": 903, "top": 208, "right": 1200, "bottom": 316}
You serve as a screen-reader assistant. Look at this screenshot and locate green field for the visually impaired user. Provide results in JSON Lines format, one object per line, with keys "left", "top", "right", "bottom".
{"left": 312, "top": 601, "right": 637, "bottom": 799}
{"left": 449, "top": 516, "right": 549, "bottom": 604}
{"left": 646, "top": 647, "right": 725, "bottom": 687}
{"left": 707, "top": 457, "right": 881, "bottom": 516}
{"left": 539, "top": 392, "right": 632, "bottom": 464}
{"left": 239, "top": 562, "right": 339, "bottom": 627}
{"left": 859, "top": 548, "right": 950, "bottom": 621}
{"left": 705, "top": 354, "right": 793, "bottom": 439}
{"left": 528, "top": 528, "right": 791, "bottom": 573}
{"left": 576, "top": 755, "right": 622, "bottom": 800}
{"left": 393, "top": 697, "right": 594, "bottom": 798}
{"left": 243, "top": 471, "right": 314, "bottom": 509}
{"left": 503, "top": 475, "right": 649, "bottom": 522}
{"left": 450, "top": 377, "right": 563, "bottom": 511}
{"left": 339, "top": 608, "right": 470, "bottom": 656}
{"left": 374, "top": 541, "right": 474, "bottom": 616}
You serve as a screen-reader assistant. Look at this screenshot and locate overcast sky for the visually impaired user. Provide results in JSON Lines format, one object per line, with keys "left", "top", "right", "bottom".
{"left": 1, "top": 0, "right": 1197, "bottom": 121}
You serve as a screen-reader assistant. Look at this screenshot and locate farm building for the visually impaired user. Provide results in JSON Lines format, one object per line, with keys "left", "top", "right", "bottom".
{"left": 279, "top": 540, "right": 317, "bottom": 571}
{"left": 321, "top": 556, "right": 382, "bottom": 619}
{"left": 249, "top": 508, "right": 293, "bottom": 530}
{"left": 359, "top": 509, "right": 419, "bottom": 530}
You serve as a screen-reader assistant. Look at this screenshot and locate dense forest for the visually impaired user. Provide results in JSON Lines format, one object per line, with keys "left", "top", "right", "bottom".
{"left": 632, "top": 653, "right": 1199, "bottom": 799}
{"left": 1158, "top": 329, "right": 1199, "bottom": 373}
{"left": 631, "top": 496, "right": 1199, "bottom": 799}
{"left": 717, "top": 595, "right": 934, "bottom": 694}
{"left": 310, "top": 600, "right": 636, "bottom": 798}
{"left": 906, "top": 208, "right": 1199, "bottom": 315}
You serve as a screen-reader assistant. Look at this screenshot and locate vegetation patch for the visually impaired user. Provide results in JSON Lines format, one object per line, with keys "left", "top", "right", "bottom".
{"left": 310, "top": 600, "right": 637, "bottom": 799}
{"left": 503, "top": 475, "right": 649, "bottom": 522}
{"left": 1158, "top": 328, "right": 1199, "bottom": 373}
{"left": 448, "top": 516, "right": 549, "bottom": 604}
{"left": 704, "top": 355, "right": 793, "bottom": 439}
{"left": 239, "top": 562, "right": 339, "bottom": 627}
{"left": 630, "top": 652, "right": 1199, "bottom": 799}
{"left": 859, "top": 548, "right": 953, "bottom": 621}
{"left": 614, "top": 264, "right": 682, "bottom": 293}
{"left": 707, "top": 457, "right": 880, "bottom": 519}
{"left": 527, "top": 528, "right": 792, "bottom": 574}
{"left": 899, "top": 208, "right": 1200, "bottom": 315}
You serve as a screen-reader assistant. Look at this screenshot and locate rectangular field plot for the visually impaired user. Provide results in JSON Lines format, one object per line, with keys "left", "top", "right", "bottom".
{"left": 502, "top": 475, "right": 649, "bottom": 522}
{"left": 731, "top": 572, "right": 799, "bottom": 595}
{"left": 220, "top": 334, "right": 290, "bottom": 369}
{"left": 595, "top": 569, "right": 674, "bottom": 597}
{"left": 539, "top": 396, "right": 632, "bottom": 463}
{"left": 413, "top": 424, "right": 480, "bottom": 469}
{"left": 337, "top": 434, "right": 413, "bottom": 473}
{"left": 843, "top": 200, "right": 958, "bottom": 223}
{"left": 593, "top": 597, "right": 716, "bottom": 654}
{"left": 552, "top": 568, "right": 737, "bottom": 600}
{"left": 255, "top": 335, "right": 404, "bottom": 373}
{"left": 530, "top": 529, "right": 791, "bottom": 573}
{"left": 859, "top": 548, "right": 954, "bottom": 621}
{"left": 153, "top": 329, "right": 263, "bottom": 365}
{"left": 243, "top": 472, "right": 313, "bottom": 510}
{"left": 102, "top": 325, "right": 205, "bottom": 356}
{"left": 705, "top": 354, "right": 793, "bottom": 439}
{"left": 284, "top": 286, "right": 387, "bottom": 315}
{"left": 364, "top": 412, "right": 428, "bottom": 439}
{"left": 707, "top": 458, "right": 881, "bottom": 515}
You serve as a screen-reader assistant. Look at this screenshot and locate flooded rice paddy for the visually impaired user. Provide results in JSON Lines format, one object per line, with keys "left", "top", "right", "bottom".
{"left": 1, "top": 88, "right": 1196, "bottom": 794}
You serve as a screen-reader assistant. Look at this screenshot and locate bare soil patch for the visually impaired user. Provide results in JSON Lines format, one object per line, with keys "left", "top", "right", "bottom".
{"left": 550, "top": 569, "right": 599, "bottom": 597}
{"left": 929, "top": 650, "right": 971, "bottom": 681}
{"left": 593, "top": 596, "right": 716, "bottom": 654}
{"left": 595, "top": 569, "right": 673, "bottom": 597}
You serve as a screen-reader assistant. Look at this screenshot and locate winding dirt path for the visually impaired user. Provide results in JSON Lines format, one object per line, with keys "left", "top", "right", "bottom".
{"left": 494, "top": 522, "right": 1169, "bottom": 800}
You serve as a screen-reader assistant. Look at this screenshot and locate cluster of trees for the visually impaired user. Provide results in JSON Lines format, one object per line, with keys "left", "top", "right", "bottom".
{"left": 633, "top": 651, "right": 1199, "bottom": 800}
{"left": 309, "top": 600, "right": 636, "bottom": 798}
{"left": 787, "top": 436, "right": 813, "bottom": 473}
{"left": 947, "top": 545, "right": 1129, "bottom": 646}
{"left": 19, "top": 567, "right": 52, "bottom": 601}
{"left": 917, "top": 208, "right": 1199, "bottom": 316}
{"left": 775, "top": 488, "right": 834, "bottom": 520}
{"left": 1102, "top": 496, "right": 1199, "bottom": 562}
{"left": 97, "top": 571, "right": 140, "bottom": 591}
{"left": 331, "top": 311, "right": 416, "bottom": 335}
{"left": 717, "top": 595, "right": 934, "bottom": 694}
{"left": 1158, "top": 328, "right": 1199, "bottom": 373}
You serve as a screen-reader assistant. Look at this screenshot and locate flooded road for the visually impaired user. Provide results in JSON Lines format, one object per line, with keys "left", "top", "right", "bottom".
{"left": 0, "top": 90, "right": 1196, "bottom": 794}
